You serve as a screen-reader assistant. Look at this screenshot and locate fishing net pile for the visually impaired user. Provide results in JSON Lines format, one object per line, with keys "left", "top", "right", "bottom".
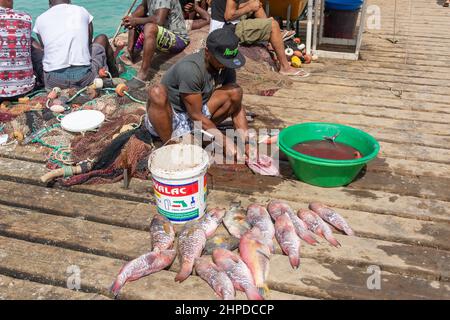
{"left": 1, "top": 88, "right": 155, "bottom": 186}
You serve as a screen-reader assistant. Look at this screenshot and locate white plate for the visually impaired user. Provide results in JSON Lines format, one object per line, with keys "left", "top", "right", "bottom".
{"left": 61, "top": 110, "right": 105, "bottom": 133}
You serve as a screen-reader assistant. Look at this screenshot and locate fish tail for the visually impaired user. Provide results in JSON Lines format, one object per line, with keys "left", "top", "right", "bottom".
{"left": 325, "top": 234, "right": 341, "bottom": 247}
{"left": 110, "top": 279, "right": 123, "bottom": 299}
{"left": 289, "top": 254, "right": 300, "bottom": 269}
{"left": 257, "top": 284, "right": 270, "bottom": 298}
{"left": 344, "top": 226, "right": 355, "bottom": 236}
{"left": 245, "top": 286, "right": 265, "bottom": 300}
{"left": 301, "top": 232, "right": 318, "bottom": 245}
{"left": 175, "top": 262, "right": 193, "bottom": 283}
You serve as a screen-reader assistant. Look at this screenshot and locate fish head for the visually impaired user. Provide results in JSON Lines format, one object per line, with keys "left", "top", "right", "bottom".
{"left": 275, "top": 212, "right": 291, "bottom": 228}
{"left": 212, "top": 248, "right": 239, "bottom": 267}
{"left": 209, "top": 208, "right": 226, "bottom": 221}
{"left": 267, "top": 200, "right": 293, "bottom": 218}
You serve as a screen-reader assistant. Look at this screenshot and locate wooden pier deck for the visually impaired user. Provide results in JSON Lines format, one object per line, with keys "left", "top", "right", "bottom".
{"left": 0, "top": 0, "right": 449, "bottom": 300}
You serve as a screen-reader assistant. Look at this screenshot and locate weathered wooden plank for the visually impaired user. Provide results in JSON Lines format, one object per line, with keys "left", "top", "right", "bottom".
{"left": 244, "top": 95, "right": 450, "bottom": 125}
{"left": 0, "top": 220, "right": 446, "bottom": 299}
{"left": 0, "top": 236, "right": 314, "bottom": 300}
{"left": 275, "top": 83, "right": 450, "bottom": 106}
{"left": 206, "top": 168, "right": 450, "bottom": 223}
{"left": 273, "top": 85, "right": 450, "bottom": 114}
{"left": 0, "top": 159, "right": 445, "bottom": 247}
{"left": 0, "top": 235, "right": 217, "bottom": 300}
{"left": 0, "top": 275, "right": 109, "bottom": 300}
{"left": 296, "top": 76, "right": 450, "bottom": 98}
{"left": 207, "top": 190, "right": 450, "bottom": 251}
{"left": 1, "top": 178, "right": 449, "bottom": 280}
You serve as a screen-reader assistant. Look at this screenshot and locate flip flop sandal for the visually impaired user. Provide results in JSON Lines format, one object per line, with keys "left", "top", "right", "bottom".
{"left": 282, "top": 30, "right": 296, "bottom": 42}
{"left": 126, "top": 76, "right": 147, "bottom": 90}
{"left": 281, "top": 69, "right": 311, "bottom": 78}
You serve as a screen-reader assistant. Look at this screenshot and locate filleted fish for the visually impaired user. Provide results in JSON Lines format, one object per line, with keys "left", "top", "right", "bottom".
{"left": 298, "top": 209, "right": 341, "bottom": 247}
{"left": 267, "top": 200, "right": 317, "bottom": 245}
{"left": 239, "top": 227, "right": 271, "bottom": 297}
{"left": 194, "top": 256, "right": 236, "bottom": 300}
{"left": 110, "top": 250, "right": 176, "bottom": 298}
{"left": 309, "top": 202, "right": 354, "bottom": 236}
{"left": 175, "top": 222, "right": 207, "bottom": 282}
{"left": 274, "top": 213, "right": 301, "bottom": 269}
{"left": 150, "top": 214, "right": 175, "bottom": 252}
{"left": 212, "top": 248, "right": 263, "bottom": 300}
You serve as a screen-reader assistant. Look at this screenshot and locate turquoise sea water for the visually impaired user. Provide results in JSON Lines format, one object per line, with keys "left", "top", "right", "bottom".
{"left": 14, "top": 0, "right": 139, "bottom": 36}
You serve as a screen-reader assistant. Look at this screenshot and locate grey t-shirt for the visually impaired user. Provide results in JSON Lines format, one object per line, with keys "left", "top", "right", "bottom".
{"left": 161, "top": 49, "right": 237, "bottom": 113}
{"left": 147, "top": 0, "right": 189, "bottom": 40}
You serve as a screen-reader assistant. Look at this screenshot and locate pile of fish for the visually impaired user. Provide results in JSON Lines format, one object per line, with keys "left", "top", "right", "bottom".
{"left": 110, "top": 200, "right": 354, "bottom": 300}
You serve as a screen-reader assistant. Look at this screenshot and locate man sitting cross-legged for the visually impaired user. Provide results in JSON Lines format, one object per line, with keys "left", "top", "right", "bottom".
{"left": 33, "top": 0, "right": 120, "bottom": 90}
{"left": 123, "top": 0, "right": 190, "bottom": 89}
{"left": 145, "top": 27, "right": 249, "bottom": 160}
{"left": 211, "top": 0, "right": 309, "bottom": 77}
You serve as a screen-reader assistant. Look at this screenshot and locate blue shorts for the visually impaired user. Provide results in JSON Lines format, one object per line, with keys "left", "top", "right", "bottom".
{"left": 145, "top": 104, "right": 211, "bottom": 138}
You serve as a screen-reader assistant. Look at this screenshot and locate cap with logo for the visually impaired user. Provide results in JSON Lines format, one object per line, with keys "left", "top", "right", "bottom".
{"left": 206, "top": 27, "right": 246, "bottom": 69}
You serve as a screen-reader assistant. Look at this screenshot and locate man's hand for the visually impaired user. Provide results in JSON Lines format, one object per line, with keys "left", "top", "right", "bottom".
{"left": 248, "top": 0, "right": 262, "bottom": 12}
{"left": 184, "top": 3, "right": 195, "bottom": 13}
{"left": 122, "top": 16, "right": 140, "bottom": 29}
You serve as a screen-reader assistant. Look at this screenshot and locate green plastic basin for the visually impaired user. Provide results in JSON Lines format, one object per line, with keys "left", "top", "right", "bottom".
{"left": 278, "top": 122, "right": 380, "bottom": 187}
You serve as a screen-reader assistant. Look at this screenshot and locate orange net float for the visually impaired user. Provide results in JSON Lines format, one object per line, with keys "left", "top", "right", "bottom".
{"left": 115, "top": 83, "right": 129, "bottom": 97}
{"left": 98, "top": 68, "right": 112, "bottom": 79}
{"left": 293, "top": 50, "right": 303, "bottom": 58}
{"left": 303, "top": 54, "right": 312, "bottom": 64}
{"left": 47, "top": 87, "right": 62, "bottom": 100}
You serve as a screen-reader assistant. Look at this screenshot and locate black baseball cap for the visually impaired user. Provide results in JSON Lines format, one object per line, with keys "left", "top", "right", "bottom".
{"left": 206, "top": 27, "right": 246, "bottom": 69}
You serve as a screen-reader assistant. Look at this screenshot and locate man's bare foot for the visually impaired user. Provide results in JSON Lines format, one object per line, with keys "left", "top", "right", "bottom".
{"left": 120, "top": 49, "right": 141, "bottom": 65}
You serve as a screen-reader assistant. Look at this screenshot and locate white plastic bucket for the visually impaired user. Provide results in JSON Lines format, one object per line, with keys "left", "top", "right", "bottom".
{"left": 149, "top": 144, "right": 210, "bottom": 224}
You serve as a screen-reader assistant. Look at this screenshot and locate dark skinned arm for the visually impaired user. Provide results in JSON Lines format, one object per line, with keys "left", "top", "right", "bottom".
{"left": 182, "top": 92, "right": 237, "bottom": 157}
{"left": 88, "top": 22, "right": 93, "bottom": 46}
{"left": 190, "top": 3, "right": 211, "bottom": 30}
{"left": 224, "top": 0, "right": 261, "bottom": 21}
{"left": 36, "top": 34, "right": 44, "bottom": 49}
{"left": 123, "top": 8, "right": 170, "bottom": 28}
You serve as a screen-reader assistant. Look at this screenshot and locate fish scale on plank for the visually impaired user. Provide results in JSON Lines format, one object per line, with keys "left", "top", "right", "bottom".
{"left": 212, "top": 248, "right": 263, "bottom": 300}
{"left": 275, "top": 213, "right": 301, "bottom": 269}
{"left": 246, "top": 204, "right": 275, "bottom": 252}
{"left": 150, "top": 214, "right": 175, "bottom": 252}
{"left": 175, "top": 222, "right": 207, "bottom": 283}
{"left": 239, "top": 227, "right": 271, "bottom": 298}
{"left": 309, "top": 202, "right": 355, "bottom": 236}
{"left": 298, "top": 209, "right": 341, "bottom": 247}
{"left": 194, "top": 256, "right": 236, "bottom": 300}
{"left": 267, "top": 200, "right": 318, "bottom": 245}
{"left": 110, "top": 250, "right": 176, "bottom": 298}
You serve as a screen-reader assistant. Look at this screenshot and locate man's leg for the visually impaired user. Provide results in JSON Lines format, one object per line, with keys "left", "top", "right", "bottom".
{"left": 93, "top": 34, "right": 120, "bottom": 77}
{"left": 31, "top": 38, "right": 44, "bottom": 88}
{"left": 267, "top": 18, "right": 308, "bottom": 76}
{"left": 146, "top": 84, "right": 174, "bottom": 142}
{"left": 126, "top": 4, "right": 146, "bottom": 63}
{"left": 137, "top": 23, "right": 159, "bottom": 81}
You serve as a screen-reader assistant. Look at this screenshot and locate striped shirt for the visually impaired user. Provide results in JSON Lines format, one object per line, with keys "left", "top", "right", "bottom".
{"left": 0, "top": 7, "right": 35, "bottom": 98}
